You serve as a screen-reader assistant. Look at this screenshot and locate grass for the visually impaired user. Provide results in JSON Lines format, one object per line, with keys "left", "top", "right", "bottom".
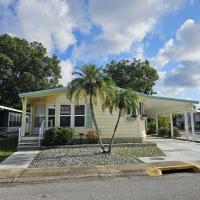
{"left": 0, "top": 136, "right": 18, "bottom": 163}
{"left": 117, "top": 146, "right": 165, "bottom": 158}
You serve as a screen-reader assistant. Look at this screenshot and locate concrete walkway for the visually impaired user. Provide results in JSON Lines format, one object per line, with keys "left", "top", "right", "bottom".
{"left": 0, "top": 151, "right": 39, "bottom": 169}
{"left": 139, "top": 136, "right": 200, "bottom": 163}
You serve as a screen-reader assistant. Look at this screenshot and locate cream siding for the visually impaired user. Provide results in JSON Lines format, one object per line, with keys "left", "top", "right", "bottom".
{"left": 27, "top": 92, "right": 146, "bottom": 140}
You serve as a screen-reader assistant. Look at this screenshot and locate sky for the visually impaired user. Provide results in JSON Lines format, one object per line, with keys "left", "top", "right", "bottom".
{"left": 1, "top": 0, "right": 200, "bottom": 101}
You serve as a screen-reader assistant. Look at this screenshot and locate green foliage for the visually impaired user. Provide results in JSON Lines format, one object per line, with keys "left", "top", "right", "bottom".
{"left": 147, "top": 116, "right": 170, "bottom": 135}
{"left": 67, "top": 64, "right": 115, "bottom": 107}
{"left": 0, "top": 136, "right": 18, "bottom": 162}
{"left": 158, "top": 116, "right": 170, "bottom": 128}
{"left": 147, "top": 121, "right": 156, "bottom": 135}
{"left": 109, "top": 88, "right": 139, "bottom": 114}
{"left": 158, "top": 127, "right": 181, "bottom": 137}
{"left": 0, "top": 34, "right": 61, "bottom": 108}
{"left": 173, "top": 127, "right": 181, "bottom": 137}
{"left": 42, "top": 127, "right": 74, "bottom": 146}
{"left": 158, "top": 127, "right": 170, "bottom": 137}
{"left": 86, "top": 129, "right": 98, "bottom": 144}
{"left": 104, "top": 59, "right": 159, "bottom": 95}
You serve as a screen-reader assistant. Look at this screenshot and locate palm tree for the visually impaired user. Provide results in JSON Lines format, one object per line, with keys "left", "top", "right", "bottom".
{"left": 67, "top": 64, "right": 115, "bottom": 153}
{"left": 107, "top": 88, "right": 139, "bottom": 153}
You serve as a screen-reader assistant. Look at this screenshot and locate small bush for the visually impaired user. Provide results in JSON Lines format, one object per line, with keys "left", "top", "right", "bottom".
{"left": 173, "top": 127, "right": 181, "bottom": 137}
{"left": 147, "top": 121, "right": 156, "bottom": 135}
{"left": 158, "top": 126, "right": 181, "bottom": 138}
{"left": 42, "top": 127, "right": 74, "bottom": 146}
{"left": 158, "top": 116, "right": 170, "bottom": 128}
{"left": 158, "top": 127, "right": 170, "bottom": 137}
{"left": 86, "top": 129, "right": 98, "bottom": 144}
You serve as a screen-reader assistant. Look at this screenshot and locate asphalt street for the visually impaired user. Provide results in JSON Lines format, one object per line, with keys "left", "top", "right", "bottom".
{"left": 0, "top": 173, "right": 200, "bottom": 200}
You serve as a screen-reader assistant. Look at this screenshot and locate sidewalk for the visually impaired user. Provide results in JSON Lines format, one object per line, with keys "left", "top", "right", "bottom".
{"left": 0, "top": 151, "right": 39, "bottom": 169}
{"left": 139, "top": 137, "right": 200, "bottom": 163}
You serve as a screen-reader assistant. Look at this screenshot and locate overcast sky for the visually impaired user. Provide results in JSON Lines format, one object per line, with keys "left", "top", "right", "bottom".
{"left": 1, "top": 0, "right": 200, "bottom": 101}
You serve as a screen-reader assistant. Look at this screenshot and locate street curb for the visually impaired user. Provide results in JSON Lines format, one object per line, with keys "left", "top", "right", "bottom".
{"left": 0, "top": 161, "right": 200, "bottom": 185}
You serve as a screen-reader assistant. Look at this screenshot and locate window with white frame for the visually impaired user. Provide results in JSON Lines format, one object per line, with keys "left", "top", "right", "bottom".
{"left": 48, "top": 105, "right": 56, "bottom": 127}
{"left": 74, "top": 105, "right": 85, "bottom": 127}
{"left": 60, "top": 105, "right": 71, "bottom": 127}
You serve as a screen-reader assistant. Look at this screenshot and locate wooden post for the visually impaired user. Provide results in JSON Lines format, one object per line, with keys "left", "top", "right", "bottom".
{"left": 21, "top": 97, "right": 27, "bottom": 137}
{"left": 156, "top": 113, "right": 159, "bottom": 135}
{"left": 184, "top": 111, "right": 189, "bottom": 139}
{"left": 170, "top": 112, "right": 174, "bottom": 138}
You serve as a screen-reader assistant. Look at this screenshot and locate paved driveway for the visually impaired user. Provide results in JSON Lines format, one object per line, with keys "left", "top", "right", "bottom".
{"left": 139, "top": 136, "right": 200, "bottom": 163}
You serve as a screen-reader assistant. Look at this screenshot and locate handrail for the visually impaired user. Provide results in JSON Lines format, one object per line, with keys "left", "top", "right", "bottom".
{"left": 18, "top": 127, "right": 21, "bottom": 147}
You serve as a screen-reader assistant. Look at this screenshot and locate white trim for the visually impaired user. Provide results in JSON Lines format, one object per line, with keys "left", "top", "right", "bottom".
{"left": 56, "top": 104, "right": 86, "bottom": 128}
{"left": 74, "top": 104, "right": 86, "bottom": 128}
{"left": 0, "top": 105, "right": 30, "bottom": 114}
{"left": 59, "top": 104, "right": 71, "bottom": 128}
{"left": 48, "top": 104, "right": 56, "bottom": 127}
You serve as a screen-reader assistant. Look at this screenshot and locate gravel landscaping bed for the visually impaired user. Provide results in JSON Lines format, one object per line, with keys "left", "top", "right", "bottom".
{"left": 29, "top": 146, "right": 165, "bottom": 168}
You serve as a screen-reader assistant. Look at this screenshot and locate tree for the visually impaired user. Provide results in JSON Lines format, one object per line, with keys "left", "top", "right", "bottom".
{"left": 104, "top": 59, "right": 159, "bottom": 95}
{"left": 107, "top": 88, "right": 139, "bottom": 153}
{"left": 0, "top": 34, "right": 61, "bottom": 108}
{"left": 67, "top": 64, "right": 115, "bottom": 153}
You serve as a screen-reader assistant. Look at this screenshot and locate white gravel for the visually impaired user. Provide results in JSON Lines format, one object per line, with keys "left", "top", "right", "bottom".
{"left": 29, "top": 147, "right": 143, "bottom": 168}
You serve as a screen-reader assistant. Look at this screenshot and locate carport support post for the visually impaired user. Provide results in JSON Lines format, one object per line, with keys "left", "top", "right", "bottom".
{"left": 156, "top": 113, "right": 159, "bottom": 135}
{"left": 184, "top": 111, "right": 189, "bottom": 139}
{"left": 170, "top": 112, "right": 174, "bottom": 138}
{"left": 190, "top": 111, "right": 195, "bottom": 139}
{"left": 21, "top": 97, "right": 27, "bottom": 137}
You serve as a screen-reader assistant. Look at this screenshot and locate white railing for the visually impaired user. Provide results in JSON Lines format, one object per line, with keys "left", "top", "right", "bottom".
{"left": 39, "top": 120, "right": 45, "bottom": 146}
{"left": 18, "top": 127, "right": 22, "bottom": 147}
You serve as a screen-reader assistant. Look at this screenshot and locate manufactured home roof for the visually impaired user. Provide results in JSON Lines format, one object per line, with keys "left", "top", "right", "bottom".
{"left": 19, "top": 87, "right": 199, "bottom": 104}
{"left": 0, "top": 105, "right": 23, "bottom": 113}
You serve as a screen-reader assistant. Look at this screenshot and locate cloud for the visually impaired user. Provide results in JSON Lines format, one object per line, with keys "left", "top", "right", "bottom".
{"left": 72, "top": 0, "right": 185, "bottom": 62}
{"left": 152, "top": 19, "right": 200, "bottom": 98}
{"left": 59, "top": 59, "right": 74, "bottom": 86}
{"left": 0, "top": 0, "right": 89, "bottom": 53}
{"left": 154, "top": 19, "right": 200, "bottom": 67}
{"left": 164, "top": 62, "right": 200, "bottom": 88}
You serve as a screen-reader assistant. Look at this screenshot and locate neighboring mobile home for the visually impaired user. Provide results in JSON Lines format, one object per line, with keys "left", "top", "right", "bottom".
{"left": 18, "top": 88, "right": 199, "bottom": 148}
{"left": 0, "top": 105, "right": 29, "bottom": 134}
{"left": 175, "top": 112, "right": 200, "bottom": 131}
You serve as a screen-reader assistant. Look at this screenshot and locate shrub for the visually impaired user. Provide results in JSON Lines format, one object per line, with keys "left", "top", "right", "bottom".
{"left": 158, "top": 126, "right": 181, "bottom": 138}
{"left": 42, "top": 127, "right": 74, "bottom": 146}
{"left": 147, "top": 121, "right": 156, "bottom": 135}
{"left": 86, "top": 129, "right": 98, "bottom": 144}
{"left": 173, "top": 127, "right": 181, "bottom": 137}
{"left": 158, "top": 116, "right": 170, "bottom": 128}
{"left": 158, "top": 127, "right": 170, "bottom": 137}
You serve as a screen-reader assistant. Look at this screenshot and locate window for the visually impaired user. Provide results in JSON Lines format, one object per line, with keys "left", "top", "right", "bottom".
{"left": 48, "top": 105, "right": 56, "bottom": 127}
{"left": 60, "top": 105, "right": 71, "bottom": 127}
{"left": 8, "top": 112, "right": 21, "bottom": 127}
{"left": 74, "top": 105, "right": 85, "bottom": 127}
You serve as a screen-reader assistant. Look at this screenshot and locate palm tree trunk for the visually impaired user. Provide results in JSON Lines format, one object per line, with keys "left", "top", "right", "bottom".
{"left": 108, "top": 109, "right": 122, "bottom": 153}
{"left": 89, "top": 95, "right": 106, "bottom": 152}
